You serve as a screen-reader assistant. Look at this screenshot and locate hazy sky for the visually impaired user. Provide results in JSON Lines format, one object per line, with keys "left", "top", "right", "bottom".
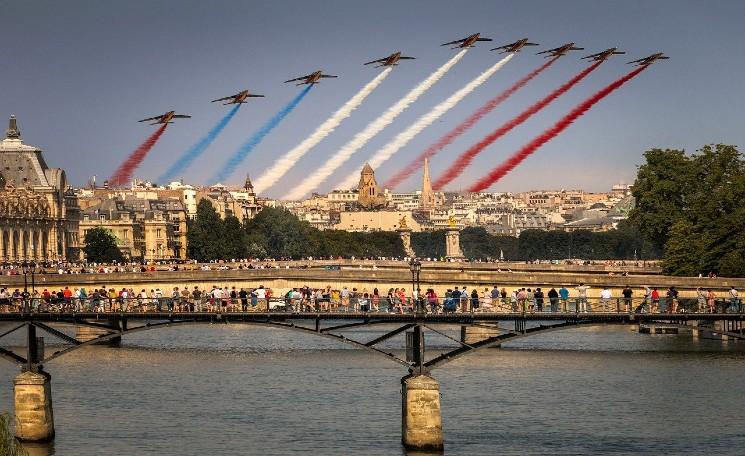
{"left": 2, "top": 0, "right": 743, "bottom": 196}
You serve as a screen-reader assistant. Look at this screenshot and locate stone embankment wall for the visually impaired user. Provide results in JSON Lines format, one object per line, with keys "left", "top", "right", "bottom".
{"left": 5, "top": 265, "right": 743, "bottom": 298}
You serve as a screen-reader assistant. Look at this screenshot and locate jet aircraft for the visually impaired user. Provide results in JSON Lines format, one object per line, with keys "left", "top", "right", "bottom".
{"left": 364, "top": 52, "right": 415, "bottom": 67}
{"left": 627, "top": 53, "right": 669, "bottom": 66}
{"left": 582, "top": 48, "right": 626, "bottom": 62}
{"left": 211, "top": 90, "right": 265, "bottom": 105}
{"left": 284, "top": 71, "right": 338, "bottom": 86}
{"left": 537, "top": 43, "right": 584, "bottom": 58}
{"left": 137, "top": 111, "right": 191, "bottom": 125}
{"left": 441, "top": 33, "right": 492, "bottom": 49}
{"left": 490, "top": 38, "right": 539, "bottom": 53}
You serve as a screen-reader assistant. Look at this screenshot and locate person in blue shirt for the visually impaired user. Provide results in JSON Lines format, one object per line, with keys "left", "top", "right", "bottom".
{"left": 559, "top": 286, "right": 570, "bottom": 312}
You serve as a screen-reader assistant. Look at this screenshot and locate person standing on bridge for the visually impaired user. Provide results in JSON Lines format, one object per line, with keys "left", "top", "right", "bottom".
{"left": 728, "top": 286, "right": 739, "bottom": 313}
{"left": 576, "top": 283, "right": 589, "bottom": 312}
{"left": 600, "top": 287, "right": 612, "bottom": 312}
{"left": 240, "top": 288, "right": 248, "bottom": 312}
{"left": 534, "top": 288, "right": 545, "bottom": 312}
{"left": 470, "top": 288, "right": 479, "bottom": 312}
{"left": 706, "top": 289, "right": 716, "bottom": 313}
{"left": 559, "top": 286, "right": 569, "bottom": 312}
{"left": 548, "top": 288, "right": 559, "bottom": 312}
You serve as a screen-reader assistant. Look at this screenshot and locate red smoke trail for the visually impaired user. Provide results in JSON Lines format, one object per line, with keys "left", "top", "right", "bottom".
{"left": 384, "top": 56, "right": 559, "bottom": 190}
{"left": 468, "top": 65, "right": 649, "bottom": 193}
{"left": 433, "top": 60, "right": 604, "bottom": 190}
{"left": 109, "top": 124, "right": 168, "bottom": 187}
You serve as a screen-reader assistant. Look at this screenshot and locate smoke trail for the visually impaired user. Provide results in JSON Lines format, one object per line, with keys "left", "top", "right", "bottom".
{"left": 211, "top": 85, "right": 313, "bottom": 184}
{"left": 384, "top": 56, "right": 559, "bottom": 190}
{"left": 290, "top": 53, "right": 513, "bottom": 200}
{"left": 469, "top": 65, "right": 649, "bottom": 193}
{"left": 159, "top": 104, "right": 241, "bottom": 183}
{"left": 109, "top": 124, "right": 168, "bottom": 187}
{"left": 318, "top": 49, "right": 469, "bottom": 194}
{"left": 433, "top": 60, "right": 604, "bottom": 190}
{"left": 253, "top": 68, "right": 393, "bottom": 195}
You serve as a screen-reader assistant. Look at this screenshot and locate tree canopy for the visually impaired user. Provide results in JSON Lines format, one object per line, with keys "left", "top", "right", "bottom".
{"left": 83, "top": 227, "right": 124, "bottom": 263}
{"left": 629, "top": 144, "right": 745, "bottom": 276}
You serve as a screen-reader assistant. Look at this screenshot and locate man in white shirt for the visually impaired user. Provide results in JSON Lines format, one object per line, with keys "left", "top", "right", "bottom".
{"left": 600, "top": 287, "right": 612, "bottom": 312}
{"left": 576, "top": 283, "right": 590, "bottom": 312}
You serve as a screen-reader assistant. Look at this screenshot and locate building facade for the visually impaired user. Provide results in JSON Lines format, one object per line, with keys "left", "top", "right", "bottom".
{"left": 0, "top": 116, "right": 80, "bottom": 262}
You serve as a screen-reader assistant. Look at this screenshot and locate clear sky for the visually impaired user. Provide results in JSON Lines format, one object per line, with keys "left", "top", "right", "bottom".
{"left": 2, "top": 0, "right": 743, "bottom": 196}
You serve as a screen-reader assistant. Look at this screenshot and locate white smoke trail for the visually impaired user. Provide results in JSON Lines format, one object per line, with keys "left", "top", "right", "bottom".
{"left": 253, "top": 68, "right": 392, "bottom": 195}
{"left": 283, "top": 49, "right": 468, "bottom": 200}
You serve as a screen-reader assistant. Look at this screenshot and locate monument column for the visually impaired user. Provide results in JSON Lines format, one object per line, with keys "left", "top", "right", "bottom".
{"left": 396, "top": 215, "right": 415, "bottom": 258}
{"left": 444, "top": 216, "right": 464, "bottom": 260}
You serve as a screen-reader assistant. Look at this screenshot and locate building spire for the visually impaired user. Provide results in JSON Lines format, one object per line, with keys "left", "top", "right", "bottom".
{"left": 5, "top": 115, "right": 20, "bottom": 139}
{"left": 244, "top": 174, "right": 255, "bottom": 194}
{"left": 420, "top": 157, "right": 434, "bottom": 209}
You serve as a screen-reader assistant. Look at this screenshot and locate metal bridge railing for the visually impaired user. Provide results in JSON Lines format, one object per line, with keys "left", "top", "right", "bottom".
{"left": 0, "top": 295, "right": 742, "bottom": 315}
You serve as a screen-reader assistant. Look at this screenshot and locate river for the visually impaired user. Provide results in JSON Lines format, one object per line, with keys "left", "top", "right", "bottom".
{"left": 1, "top": 323, "right": 744, "bottom": 455}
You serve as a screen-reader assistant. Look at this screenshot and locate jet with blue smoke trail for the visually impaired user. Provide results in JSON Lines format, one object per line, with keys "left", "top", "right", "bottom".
{"left": 159, "top": 103, "right": 243, "bottom": 183}
{"left": 211, "top": 85, "right": 313, "bottom": 184}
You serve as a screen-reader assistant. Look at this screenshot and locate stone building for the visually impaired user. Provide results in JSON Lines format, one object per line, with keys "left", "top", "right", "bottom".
{"left": 79, "top": 196, "right": 187, "bottom": 260}
{"left": 0, "top": 116, "right": 80, "bottom": 261}
{"left": 357, "top": 163, "right": 386, "bottom": 209}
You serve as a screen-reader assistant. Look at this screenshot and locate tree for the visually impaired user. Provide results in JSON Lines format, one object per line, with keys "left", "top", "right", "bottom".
{"left": 0, "top": 412, "right": 27, "bottom": 456}
{"left": 187, "top": 200, "right": 225, "bottom": 261}
{"left": 83, "top": 227, "right": 123, "bottom": 263}
{"left": 222, "top": 215, "right": 248, "bottom": 259}
{"left": 661, "top": 220, "right": 703, "bottom": 276}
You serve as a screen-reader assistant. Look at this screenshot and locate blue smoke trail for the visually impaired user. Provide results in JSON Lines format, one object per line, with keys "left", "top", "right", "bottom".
{"left": 159, "top": 104, "right": 242, "bottom": 183}
{"left": 211, "top": 85, "right": 313, "bottom": 183}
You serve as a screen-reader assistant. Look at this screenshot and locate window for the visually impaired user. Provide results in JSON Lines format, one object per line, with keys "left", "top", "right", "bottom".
{"left": 123, "top": 230, "right": 129, "bottom": 240}
{"left": 99, "top": 215, "right": 105, "bottom": 221}
{"left": 156, "top": 229, "right": 162, "bottom": 239}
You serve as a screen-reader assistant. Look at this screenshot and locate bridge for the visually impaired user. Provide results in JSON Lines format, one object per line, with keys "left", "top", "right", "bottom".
{"left": 2, "top": 308, "right": 744, "bottom": 450}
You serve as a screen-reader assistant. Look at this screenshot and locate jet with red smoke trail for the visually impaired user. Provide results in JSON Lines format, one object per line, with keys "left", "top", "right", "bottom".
{"left": 537, "top": 42, "right": 584, "bottom": 57}
{"left": 138, "top": 111, "right": 191, "bottom": 125}
{"left": 364, "top": 52, "right": 416, "bottom": 67}
{"left": 582, "top": 48, "right": 626, "bottom": 62}
{"left": 490, "top": 38, "right": 539, "bottom": 53}
{"left": 441, "top": 33, "right": 492, "bottom": 49}
{"left": 211, "top": 90, "right": 265, "bottom": 105}
{"left": 284, "top": 71, "right": 338, "bottom": 86}
{"left": 628, "top": 53, "right": 669, "bottom": 66}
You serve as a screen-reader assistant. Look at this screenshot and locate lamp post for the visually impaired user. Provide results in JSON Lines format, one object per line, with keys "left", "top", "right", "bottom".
{"left": 21, "top": 262, "right": 36, "bottom": 312}
{"left": 409, "top": 258, "right": 423, "bottom": 315}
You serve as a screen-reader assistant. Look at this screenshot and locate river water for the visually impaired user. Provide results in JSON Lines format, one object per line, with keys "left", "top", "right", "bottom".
{"left": 1, "top": 323, "right": 744, "bottom": 455}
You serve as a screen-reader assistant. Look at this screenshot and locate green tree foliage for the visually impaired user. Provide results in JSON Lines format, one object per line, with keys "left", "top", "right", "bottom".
{"left": 630, "top": 144, "right": 745, "bottom": 276}
{"left": 516, "top": 224, "right": 652, "bottom": 261}
{"left": 83, "top": 227, "right": 124, "bottom": 263}
{"left": 187, "top": 199, "right": 225, "bottom": 261}
{"left": 411, "top": 230, "right": 446, "bottom": 258}
{"left": 0, "top": 412, "right": 26, "bottom": 456}
{"left": 222, "top": 215, "right": 248, "bottom": 259}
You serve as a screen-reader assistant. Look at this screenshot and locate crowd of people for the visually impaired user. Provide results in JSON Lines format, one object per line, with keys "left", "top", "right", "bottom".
{"left": 0, "top": 283, "right": 741, "bottom": 315}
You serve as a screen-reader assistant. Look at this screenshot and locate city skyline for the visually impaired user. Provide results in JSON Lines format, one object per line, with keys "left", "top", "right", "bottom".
{"left": 1, "top": 1, "right": 743, "bottom": 195}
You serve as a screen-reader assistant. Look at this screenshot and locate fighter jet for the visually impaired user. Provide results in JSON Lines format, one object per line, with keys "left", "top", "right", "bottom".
{"left": 211, "top": 90, "right": 265, "bottom": 105}
{"left": 137, "top": 111, "right": 191, "bottom": 125}
{"left": 284, "top": 71, "right": 338, "bottom": 86}
{"left": 364, "top": 52, "right": 416, "bottom": 67}
{"left": 441, "top": 33, "right": 492, "bottom": 49}
{"left": 627, "top": 53, "right": 669, "bottom": 66}
{"left": 582, "top": 48, "right": 626, "bottom": 62}
{"left": 490, "top": 38, "right": 539, "bottom": 54}
{"left": 537, "top": 43, "right": 584, "bottom": 58}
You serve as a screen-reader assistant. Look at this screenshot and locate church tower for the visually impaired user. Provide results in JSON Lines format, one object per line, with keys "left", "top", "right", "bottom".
{"left": 419, "top": 157, "right": 435, "bottom": 209}
{"left": 357, "top": 163, "right": 385, "bottom": 209}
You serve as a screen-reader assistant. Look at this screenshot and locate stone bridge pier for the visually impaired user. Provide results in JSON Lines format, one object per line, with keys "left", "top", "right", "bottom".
{"left": 14, "top": 370, "right": 55, "bottom": 442}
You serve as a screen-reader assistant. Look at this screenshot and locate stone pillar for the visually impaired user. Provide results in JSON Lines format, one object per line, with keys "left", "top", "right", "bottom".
{"left": 445, "top": 227, "right": 464, "bottom": 260}
{"left": 14, "top": 370, "right": 55, "bottom": 442}
{"left": 401, "top": 374, "right": 443, "bottom": 451}
{"left": 397, "top": 227, "right": 414, "bottom": 258}
{"left": 460, "top": 325, "right": 500, "bottom": 345}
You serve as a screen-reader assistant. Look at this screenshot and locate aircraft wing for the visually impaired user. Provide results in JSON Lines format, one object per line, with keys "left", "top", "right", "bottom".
{"left": 441, "top": 39, "right": 465, "bottom": 46}
{"left": 247, "top": 94, "right": 265, "bottom": 97}
{"left": 284, "top": 75, "right": 311, "bottom": 83}
{"left": 173, "top": 115, "right": 191, "bottom": 119}
{"left": 138, "top": 116, "right": 161, "bottom": 123}
{"left": 626, "top": 57, "right": 647, "bottom": 64}
{"left": 399, "top": 56, "right": 416, "bottom": 60}
{"left": 211, "top": 96, "right": 233, "bottom": 103}
{"left": 364, "top": 58, "right": 387, "bottom": 65}
{"left": 536, "top": 49, "right": 554, "bottom": 55}
{"left": 476, "top": 38, "right": 493, "bottom": 41}
{"left": 490, "top": 45, "right": 509, "bottom": 51}
{"left": 319, "top": 74, "right": 338, "bottom": 78}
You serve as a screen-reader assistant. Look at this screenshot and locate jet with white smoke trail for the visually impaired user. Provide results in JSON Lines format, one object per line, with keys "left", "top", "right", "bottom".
{"left": 253, "top": 67, "right": 393, "bottom": 195}
{"left": 283, "top": 48, "right": 468, "bottom": 200}
{"left": 326, "top": 52, "right": 513, "bottom": 196}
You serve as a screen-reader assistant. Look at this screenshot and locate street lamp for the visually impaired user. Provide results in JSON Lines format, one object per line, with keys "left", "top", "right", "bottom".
{"left": 409, "top": 258, "right": 423, "bottom": 315}
{"left": 21, "top": 262, "right": 36, "bottom": 312}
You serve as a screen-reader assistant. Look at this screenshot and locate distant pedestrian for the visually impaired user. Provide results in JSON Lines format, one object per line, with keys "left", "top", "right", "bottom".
{"left": 548, "top": 288, "right": 559, "bottom": 312}
{"left": 696, "top": 287, "right": 706, "bottom": 313}
{"left": 706, "top": 289, "right": 716, "bottom": 313}
{"left": 600, "top": 287, "right": 612, "bottom": 312}
{"left": 622, "top": 285, "right": 633, "bottom": 312}
{"left": 470, "top": 288, "right": 479, "bottom": 312}
{"left": 728, "top": 286, "right": 739, "bottom": 313}
{"left": 576, "top": 283, "right": 589, "bottom": 312}
{"left": 559, "top": 286, "right": 569, "bottom": 312}
{"left": 534, "top": 288, "right": 544, "bottom": 312}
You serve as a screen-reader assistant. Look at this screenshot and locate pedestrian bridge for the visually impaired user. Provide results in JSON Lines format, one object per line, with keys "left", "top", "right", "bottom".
{"left": 1, "top": 309, "right": 743, "bottom": 450}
